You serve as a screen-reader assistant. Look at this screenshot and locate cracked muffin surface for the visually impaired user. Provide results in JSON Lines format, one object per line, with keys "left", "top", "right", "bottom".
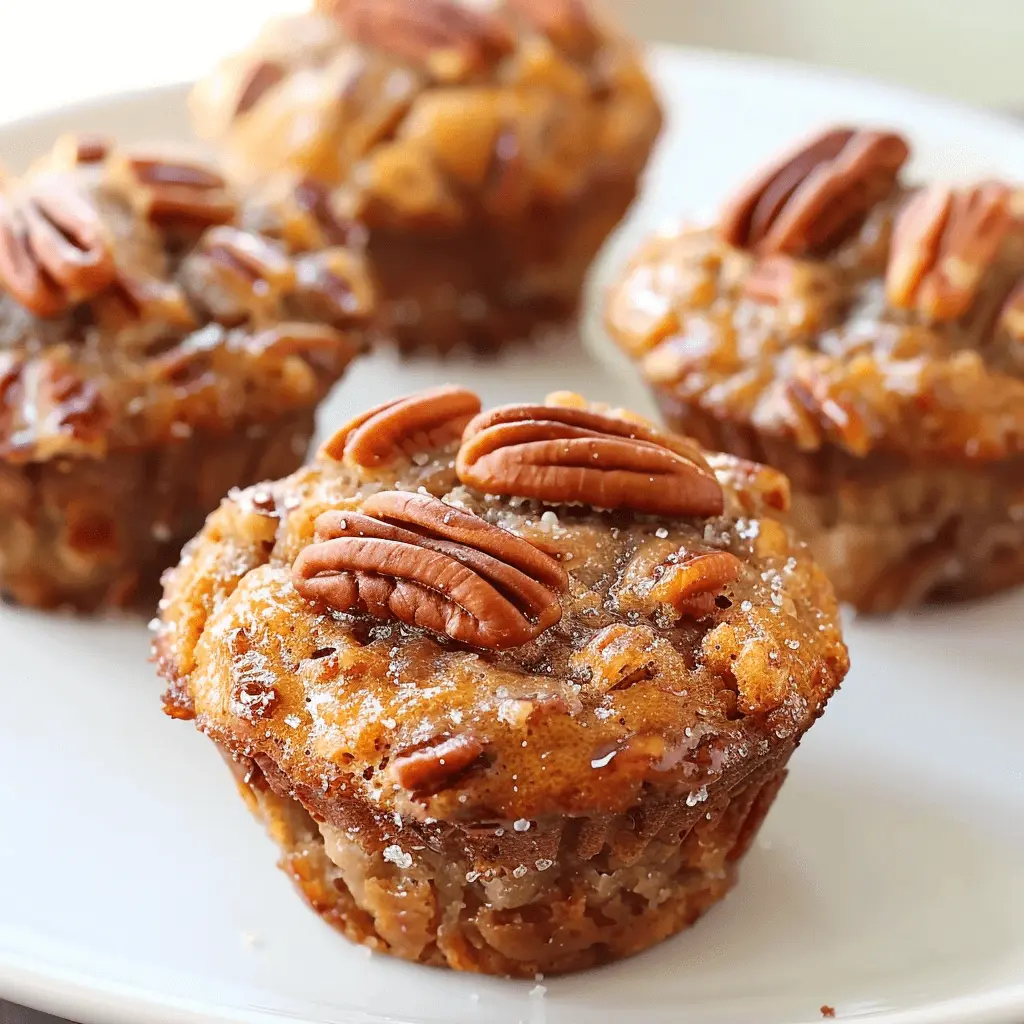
{"left": 0, "top": 134, "right": 373, "bottom": 610}
{"left": 192, "top": 0, "right": 663, "bottom": 352}
{"left": 606, "top": 126, "right": 1024, "bottom": 612}
{"left": 156, "top": 387, "right": 847, "bottom": 976}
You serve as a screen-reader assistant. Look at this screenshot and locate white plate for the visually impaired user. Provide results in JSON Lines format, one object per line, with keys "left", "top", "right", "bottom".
{"left": 2, "top": 46, "right": 1024, "bottom": 1024}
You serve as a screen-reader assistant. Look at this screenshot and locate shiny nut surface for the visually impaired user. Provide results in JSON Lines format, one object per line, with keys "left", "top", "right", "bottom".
{"left": 292, "top": 489, "right": 566, "bottom": 649}
{"left": 457, "top": 403, "right": 724, "bottom": 517}
{"left": 719, "top": 126, "right": 909, "bottom": 257}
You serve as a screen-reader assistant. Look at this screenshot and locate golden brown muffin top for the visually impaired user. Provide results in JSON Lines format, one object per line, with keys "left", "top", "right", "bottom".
{"left": 0, "top": 136, "right": 374, "bottom": 463}
{"left": 156, "top": 388, "right": 848, "bottom": 829}
{"left": 190, "top": 0, "right": 662, "bottom": 229}
{"left": 606, "top": 126, "right": 1024, "bottom": 463}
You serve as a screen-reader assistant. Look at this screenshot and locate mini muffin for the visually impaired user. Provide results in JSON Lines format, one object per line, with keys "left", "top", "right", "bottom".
{"left": 606, "top": 126, "right": 1024, "bottom": 613}
{"left": 156, "top": 386, "right": 848, "bottom": 977}
{"left": 191, "top": 0, "right": 662, "bottom": 352}
{"left": 0, "top": 135, "right": 374, "bottom": 611}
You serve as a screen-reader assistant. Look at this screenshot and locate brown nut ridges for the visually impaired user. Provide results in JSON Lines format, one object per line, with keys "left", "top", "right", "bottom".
{"left": 292, "top": 489, "right": 567, "bottom": 650}
{"left": 719, "top": 126, "right": 910, "bottom": 257}
{"left": 0, "top": 177, "right": 115, "bottom": 318}
{"left": 456, "top": 402, "right": 724, "bottom": 516}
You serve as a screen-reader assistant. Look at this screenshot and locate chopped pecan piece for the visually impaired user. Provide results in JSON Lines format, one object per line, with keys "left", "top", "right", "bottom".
{"left": 570, "top": 623, "right": 657, "bottom": 693}
{"left": 188, "top": 226, "right": 296, "bottom": 321}
{"left": 50, "top": 133, "right": 112, "bottom": 168}
{"left": 456, "top": 403, "right": 724, "bottom": 517}
{"left": 1001, "top": 278, "right": 1024, "bottom": 342}
{"left": 509, "top": 0, "right": 597, "bottom": 52}
{"left": 704, "top": 453, "right": 791, "bottom": 514}
{"left": 332, "top": 0, "right": 514, "bottom": 82}
{"left": 246, "top": 322, "right": 357, "bottom": 362}
{"left": 742, "top": 254, "right": 841, "bottom": 311}
{"left": 0, "top": 178, "right": 115, "bottom": 318}
{"left": 885, "top": 182, "right": 1012, "bottom": 322}
{"left": 91, "top": 271, "right": 197, "bottom": 333}
{"left": 297, "top": 248, "right": 376, "bottom": 325}
{"left": 719, "top": 126, "right": 909, "bottom": 256}
{"left": 16, "top": 356, "right": 110, "bottom": 455}
{"left": 650, "top": 550, "right": 743, "bottom": 619}
{"left": 234, "top": 60, "right": 286, "bottom": 117}
{"left": 109, "top": 148, "right": 237, "bottom": 231}
{"left": 388, "top": 734, "right": 486, "bottom": 792}
{"left": 292, "top": 490, "right": 567, "bottom": 649}
{"left": 321, "top": 385, "right": 482, "bottom": 468}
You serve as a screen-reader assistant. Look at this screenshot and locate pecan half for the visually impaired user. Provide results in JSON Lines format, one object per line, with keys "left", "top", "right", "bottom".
{"left": 321, "top": 386, "right": 482, "bottom": 468}
{"left": 456, "top": 404, "right": 724, "bottom": 517}
{"left": 332, "top": 0, "right": 514, "bottom": 81}
{"left": 719, "top": 127, "right": 910, "bottom": 256}
{"left": 0, "top": 179, "right": 115, "bottom": 318}
{"left": 388, "top": 733, "right": 485, "bottom": 792}
{"left": 885, "top": 182, "right": 1012, "bottom": 322}
{"left": 108, "top": 148, "right": 236, "bottom": 231}
{"left": 292, "top": 490, "right": 567, "bottom": 650}
{"left": 649, "top": 550, "right": 743, "bottom": 619}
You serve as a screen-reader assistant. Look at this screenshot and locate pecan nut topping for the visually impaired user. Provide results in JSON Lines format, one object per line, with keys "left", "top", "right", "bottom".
{"left": 509, "top": 0, "right": 596, "bottom": 51}
{"left": 320, "top": 385, "right": 482, "bottom": 467}
{"left": 292, "top": 490, "right": 567, "bottom": 649}
{"left": 456, "top": 404, "right": 724, "bottom": 517}
{"left": 92, "top": 271, "right": 197, "bottom": 333}
{"left": 719, "top": 126, "right": 910, "bottom": 256}
{"left": 0, "top": 178, "right": 115, "bottom": 318}
{"left": 1001, "top": 278, "right": 1024, "bottom": 342}
{"left": 241, "top": 323, "right": 357, "bottom": 367}
{"left": 234, "top": 60, "right": 286, "bottom": 118}
{"left": 650, "top": 550, "right": 744, "bottom": 619}
{"left": 298, "top": 248, "right": 377, "bottom": 326}
{"left": 388, "top": 733, "right": 486, "bottom": 792}
{"left": 108, "top": 148, "right": 237, "bottom": 230}
{"left": 50, "top": 133, "right": 112, "bottom": 168}
{"left": 885, "top": 182, "right": 1013, "bottom": 322}
{"left": 187, "top": 226, "right": 296, "bottom": 322}
{"left": 741, "top": 253, "right": 841, "bottom": 312}
{"left": 331, "top": 0, "right": 514, "bottom": 81}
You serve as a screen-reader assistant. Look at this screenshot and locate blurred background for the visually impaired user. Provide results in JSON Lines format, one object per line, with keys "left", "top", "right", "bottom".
{"left": 0, "top": 0, "right": 1021, "bottom": 120}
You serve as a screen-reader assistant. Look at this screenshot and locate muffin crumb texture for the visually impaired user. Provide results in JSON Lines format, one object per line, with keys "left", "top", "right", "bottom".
{"left": 157, "top": 388, "right": 847, "bottom": 975}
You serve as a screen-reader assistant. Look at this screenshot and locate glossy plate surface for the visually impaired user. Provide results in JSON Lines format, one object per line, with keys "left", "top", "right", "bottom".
{"left": 1, "top": 47, "right": 1023, "bottom": 1024}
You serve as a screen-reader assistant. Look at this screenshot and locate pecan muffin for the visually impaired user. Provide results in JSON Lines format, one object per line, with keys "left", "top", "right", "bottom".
{"left": 156, "top": 386, "right": 848, "bottom": 977}
{"left": 191, "top": 0, "right": 662, "bottom": 352}
{"left": 606, "top": 126, "right": 1024, "bottom": 613}
{"left": 0, "top": 135, "right": 374, "bottom": 611}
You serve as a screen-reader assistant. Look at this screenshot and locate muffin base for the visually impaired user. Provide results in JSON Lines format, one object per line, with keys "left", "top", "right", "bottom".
{"left": 370, "top": 177, "right": 638, "bottom": 355}
{"left": 227, "top": 748, "right": 789, "bottom": 977}
{"left": 0, "top": 410, "right": 314, "bottom": 612}
{"left": 655, "top": 393, "right": 1024, "bottom": 613}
